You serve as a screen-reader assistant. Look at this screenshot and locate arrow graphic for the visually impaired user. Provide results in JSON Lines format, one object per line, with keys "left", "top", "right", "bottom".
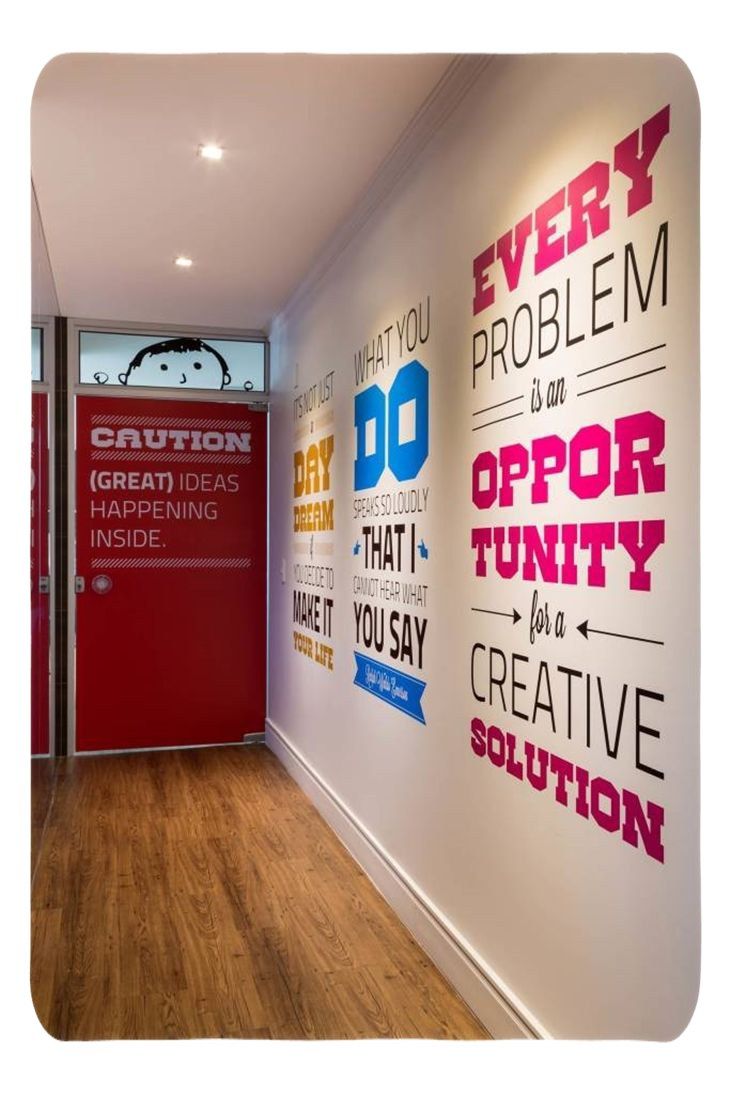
{"left": 577, "top": 620, "right": 663, "bottom": 646}
{"left": 472, "top": 607, "right": 521, "bottom": 625}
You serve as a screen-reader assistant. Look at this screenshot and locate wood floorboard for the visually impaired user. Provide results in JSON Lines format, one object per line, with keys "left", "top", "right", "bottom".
{"left": 31, "top": 758, "right": 58, "bottom": 880}
{"left": 31, "top": 743, "right": 489, "bottom": 1040}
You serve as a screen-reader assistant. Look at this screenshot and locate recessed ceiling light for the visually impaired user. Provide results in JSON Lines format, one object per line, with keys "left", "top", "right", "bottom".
{"left": 174, "top": 256, "right": 193, "bottom": 268}
{"left": 199, "top": 143, "right": 223, "bottom": 161}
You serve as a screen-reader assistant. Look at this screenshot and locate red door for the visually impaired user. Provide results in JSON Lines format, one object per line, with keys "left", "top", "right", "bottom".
{"left": 31, "top": 392, "right": 51, "bottom": 755}
{"left": 74, "top": 396, "right": 267, "bottom": 752}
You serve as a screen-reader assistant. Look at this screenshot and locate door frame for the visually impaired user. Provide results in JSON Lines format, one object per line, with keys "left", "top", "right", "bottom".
{"left": 66, "top": 317, "right": 269, "bottom": 755}
{"left": 31, "top": 315, "right": 55, "bottom": 757}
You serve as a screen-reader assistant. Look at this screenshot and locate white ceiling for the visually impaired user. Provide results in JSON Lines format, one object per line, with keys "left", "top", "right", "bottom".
{"left": 31, "top": 53, "right": 452, "bottom": 331}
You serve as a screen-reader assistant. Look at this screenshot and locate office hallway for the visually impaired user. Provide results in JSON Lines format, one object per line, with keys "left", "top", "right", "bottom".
{"left": 30, "top": 744, "right": 488, "bottom": 1040}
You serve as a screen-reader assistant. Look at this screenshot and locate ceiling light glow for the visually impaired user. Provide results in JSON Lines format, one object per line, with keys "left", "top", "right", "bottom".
{"left": 174, "top": 256, "right": 193, "bottom": 268}
{"left": 199, "top": 144, "right": 223, "bottom": 161}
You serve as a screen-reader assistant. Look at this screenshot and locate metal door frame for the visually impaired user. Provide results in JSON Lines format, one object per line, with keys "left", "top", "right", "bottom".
{"left": 31, "top": 315, "right": 55, "bottom": 757}
{"left": 66, "top": 317, "right": 269, "bottom": 755}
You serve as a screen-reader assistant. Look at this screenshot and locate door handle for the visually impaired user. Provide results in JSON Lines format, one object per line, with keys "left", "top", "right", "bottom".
{"left": 75, "top": 574, "right": 113, "bottom": 594}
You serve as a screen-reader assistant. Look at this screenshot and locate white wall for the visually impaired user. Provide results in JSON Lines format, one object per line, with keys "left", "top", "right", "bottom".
{"left": 267, "top": 54, "right": 699, "bottom": 1039}
{"left": 31, "top": 182, "right": 59, "bottom": 317}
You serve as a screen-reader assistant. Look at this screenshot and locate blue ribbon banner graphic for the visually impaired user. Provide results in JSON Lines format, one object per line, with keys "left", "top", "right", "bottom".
{"left": 353, "top": 652, "right": 426, "bottom": 724}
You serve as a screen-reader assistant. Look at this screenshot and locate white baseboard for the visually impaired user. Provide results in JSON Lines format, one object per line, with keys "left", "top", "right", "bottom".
{"left": 265, "top": 717, "right": 548, "bottom": 1040}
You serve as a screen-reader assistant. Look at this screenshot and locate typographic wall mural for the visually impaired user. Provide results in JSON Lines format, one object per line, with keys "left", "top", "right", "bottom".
{"left": 468, "top": 104, "right": 673, "bottom": 865}
{"left": 352, "top": 299, "right": 431, "bottom": 723}
{"left": 267, "top": 55, "right": 699, "bottom": 1039}
{"left": 292, "top": 370, "right": 336, "bottom": 672}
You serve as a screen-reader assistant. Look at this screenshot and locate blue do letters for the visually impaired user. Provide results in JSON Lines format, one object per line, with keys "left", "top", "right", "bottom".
{"left": 354, "top": 360, "right": 429, "bottom": 490}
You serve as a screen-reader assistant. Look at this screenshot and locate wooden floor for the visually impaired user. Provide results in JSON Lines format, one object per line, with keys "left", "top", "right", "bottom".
{"left": 31, "top": 744, "right": 488, "bottom": 1040}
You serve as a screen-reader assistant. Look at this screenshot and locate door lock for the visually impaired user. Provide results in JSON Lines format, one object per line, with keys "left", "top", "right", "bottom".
{"left": 38, "top": 575, "right": 50, "bottom": 594}
{"left": 75, "top": 575, "right": 85, "bottom": 593}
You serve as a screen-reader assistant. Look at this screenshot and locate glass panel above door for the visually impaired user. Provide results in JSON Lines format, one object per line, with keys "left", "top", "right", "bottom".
{"left": 78, "top": 330, "right": 266, "bottom": 392}
{"left": 32, "top": 327, "right": 43, "bottom": 382}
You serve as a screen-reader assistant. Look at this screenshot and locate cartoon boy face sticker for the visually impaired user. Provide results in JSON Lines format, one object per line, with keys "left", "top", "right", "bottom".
{"left": 118, "top": 337, "right": 232, "bottom": 389}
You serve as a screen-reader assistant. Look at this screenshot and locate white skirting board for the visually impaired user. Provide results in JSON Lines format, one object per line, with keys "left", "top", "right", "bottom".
{"left": 265, "top": 718, "right": 548, "bottom": 1040}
